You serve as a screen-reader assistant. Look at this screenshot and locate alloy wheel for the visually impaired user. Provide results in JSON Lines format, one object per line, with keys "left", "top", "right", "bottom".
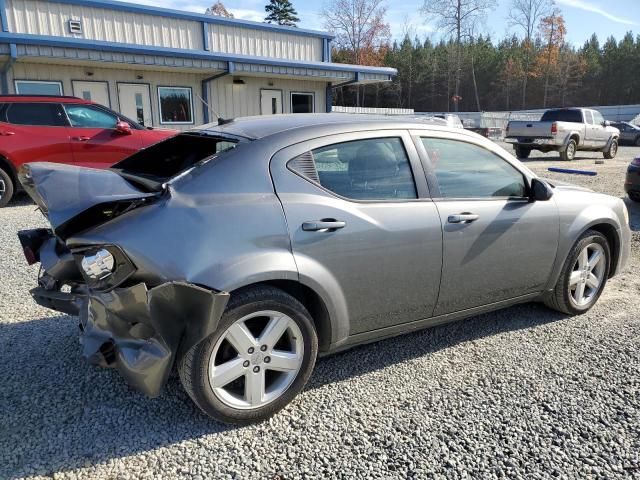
{"left": 610, "top": 142, "right": 618, "bottom": 157}
{"left": 569, "top": 243, "right": 606, "bottom": 307}
{"left": 0, "top": 178, "right": 5, "bottom": 199}
{"left": 567, "top": 143, "right": 576, "bottom": 160}
{"left": 208, "top": 310, "right": 304, "bottom": 409}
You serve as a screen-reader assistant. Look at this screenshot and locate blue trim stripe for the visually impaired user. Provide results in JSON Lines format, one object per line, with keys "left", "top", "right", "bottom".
{"left": 52, "top": 0, "right": 333, "bottom": 39}
{"left": 0, "top": 32, "right": 397, "bottom": 77}
{"left": 0, "top": 0, "right": 8, "bottom": 32}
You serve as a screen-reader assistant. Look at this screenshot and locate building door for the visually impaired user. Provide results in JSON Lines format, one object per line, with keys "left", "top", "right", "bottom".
{"left": 117, "top": 83, "right": 152, "bottom": 126}
{"left": 260, "top": 89, "right": 283, "bottom": 115}
{"left": 72, "top": 81, "right": 110, "bottom": 107}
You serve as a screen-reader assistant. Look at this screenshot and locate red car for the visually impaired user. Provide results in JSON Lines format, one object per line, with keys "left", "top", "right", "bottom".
{"left": 0, "top": 95, "right": 176, "bottom": 207}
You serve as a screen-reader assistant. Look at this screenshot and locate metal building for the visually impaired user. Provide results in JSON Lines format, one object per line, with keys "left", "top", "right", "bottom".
{"left": 0, "top": 0, "right": 396, "bottom": 130}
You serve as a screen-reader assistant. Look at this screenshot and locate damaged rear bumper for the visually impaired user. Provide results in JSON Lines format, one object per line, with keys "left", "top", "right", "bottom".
{"left": 31, "top": 281, "right": 229, "bottom": 397}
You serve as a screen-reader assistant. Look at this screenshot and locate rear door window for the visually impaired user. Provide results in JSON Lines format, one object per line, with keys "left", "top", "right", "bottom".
{"left": 4, "top": 103, "right": 67, "bottom": 126}
{"left": 292, "top": 137, "right": 417, "bottom": 201}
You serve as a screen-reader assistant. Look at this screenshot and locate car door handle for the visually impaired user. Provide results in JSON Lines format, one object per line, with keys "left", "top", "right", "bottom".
{"left": 302, "top": 220, "right": 346, "bottom": 232}
{"left": 0, "top": 130, "right": 15, "bottom": 136}
{"left": 72, "top": 136, "right": 91, "bottom": 141}
{"left": 448, "top": 213, "right": 479, "bottom": 224}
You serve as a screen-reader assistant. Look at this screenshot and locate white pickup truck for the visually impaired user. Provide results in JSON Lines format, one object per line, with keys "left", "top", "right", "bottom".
{"left": 505, "top": 108, "right": 620, "bottom": 161}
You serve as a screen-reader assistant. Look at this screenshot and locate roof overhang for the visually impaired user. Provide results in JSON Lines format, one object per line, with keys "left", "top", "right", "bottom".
{"left": 0, "top": 33, "right": 396, "bottom": 84}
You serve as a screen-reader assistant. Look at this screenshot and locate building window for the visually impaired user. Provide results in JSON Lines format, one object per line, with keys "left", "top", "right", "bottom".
{"left": 291, "top": 92, "right": 314, "bottom": 113}
{"left": 158, "top": 86, "right": 193, "bottom": 124}
{"left": 14, "top": 80, "right": 63, "bottom": 96}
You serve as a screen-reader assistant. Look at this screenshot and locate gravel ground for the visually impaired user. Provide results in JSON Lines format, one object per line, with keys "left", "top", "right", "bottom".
{"left": 1, "top": 144, "right": 639, "bottom": 480}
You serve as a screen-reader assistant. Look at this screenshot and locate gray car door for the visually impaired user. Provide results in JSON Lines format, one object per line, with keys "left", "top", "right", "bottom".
{"left": 270, "top": 130, "right": 443, "bottom": 336}
{"left": 414, "top": 132, "right": 559, "bottom": 315}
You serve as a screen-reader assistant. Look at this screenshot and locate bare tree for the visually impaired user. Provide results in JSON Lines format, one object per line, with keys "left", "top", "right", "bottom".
{"left": 322, "top": 0, "right": 390, "bottom": 106}
{"left": 205, "top": 2, "right": 234, "bottom": 17}
{"left": 422, "top": 0, "right": 496, "bottom": 112}
{"left": 508, "top": 0, "right": 554, "bottom": 107}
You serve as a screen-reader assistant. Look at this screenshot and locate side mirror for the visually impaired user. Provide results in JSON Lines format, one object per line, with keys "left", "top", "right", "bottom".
{"left": 529, "top": 178, "right": 554, "bottom": 202}
{"left": 115, "top": 120, "right": 132, "bottom": 135}
{"left": 602, "top": 120, "right": 611, "bottom": 127}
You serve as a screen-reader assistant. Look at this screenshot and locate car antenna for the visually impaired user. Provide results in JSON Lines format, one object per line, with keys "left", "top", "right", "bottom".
{"left": 194, "top": 92, "right": 233, "bottom": 126}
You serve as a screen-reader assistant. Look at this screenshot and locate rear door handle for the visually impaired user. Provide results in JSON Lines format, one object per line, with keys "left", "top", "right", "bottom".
{"left": 448, "top": 213, "right": 479, "bottom": 224}
{"left": 72, "top": 136, "right": 91, "bottom": 141}
{"left": 302, "top": 220, "right": 346, "bottom": 232}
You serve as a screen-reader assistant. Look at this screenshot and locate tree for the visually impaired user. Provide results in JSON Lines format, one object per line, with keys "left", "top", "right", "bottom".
{"left": 322, "top": 0, "right": 390, "bottom": 106}
{"left": 508, "top": 0, "right": 554, "bottom": 107}
{"left": 205, "top": 1, "right": 234, "bottom": 17}
{"left": 264, "top": 0, "right": 300, "bottom": 26}
{"left": 421, "top": 0, "right": 496, "bottom": 112}
{"left": 534, "top": 9, "right": 566, "bottom": 107}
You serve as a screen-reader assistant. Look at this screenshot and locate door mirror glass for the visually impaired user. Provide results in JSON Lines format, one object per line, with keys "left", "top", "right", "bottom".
{"left": 530, "top": 178, "right": 553, "bottom": 201}
{"left": 115, "top": 120, "right": 132, "bottom": 135}
{"left": 603, "top": 120, "right": 611, "bottom": 127}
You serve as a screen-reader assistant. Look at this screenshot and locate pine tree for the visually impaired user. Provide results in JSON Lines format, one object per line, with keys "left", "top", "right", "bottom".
{"left": 264, "top": 0, "right": 300, "bottom": 26}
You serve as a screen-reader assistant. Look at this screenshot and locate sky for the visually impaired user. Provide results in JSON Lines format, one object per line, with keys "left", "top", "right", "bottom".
{"left": 136, "top": 0, "right": 639, "bottom": 46}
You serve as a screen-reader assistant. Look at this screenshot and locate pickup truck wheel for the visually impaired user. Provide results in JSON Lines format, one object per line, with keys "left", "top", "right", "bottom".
{"left": 514, "top": 146, "right": 531, "bottom": 159}
{"left": 560, "top": 140, "right": 577, "bottom": 161}
{"left": 178, "top": 285, "right": 318, "bottom": 424}
{"left": 603, "top": 139, "right": 618, "bottom": 159}
{"left": 0, "top": 168, "right": 14, "bottom": 208}
{"left": 544, "top": 230, "right": 610, "bottom": 315}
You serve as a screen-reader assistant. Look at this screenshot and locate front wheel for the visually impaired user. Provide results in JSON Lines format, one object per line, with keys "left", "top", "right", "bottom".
{"left": 178, "top": 286, "right": 318, "bottom": 424}
{"left": 544, "top": 230, "right": 610, "bottom": 315}
{"left": 604, "top": 139, "right": 618, "bottom": 159}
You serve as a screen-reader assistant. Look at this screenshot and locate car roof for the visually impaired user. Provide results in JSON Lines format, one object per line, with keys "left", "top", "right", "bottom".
{"left": 192, "top": 113, "right": 454, "bottom": 140}
{"left": 0, "top": 95, "right": 93, "bottom": 104}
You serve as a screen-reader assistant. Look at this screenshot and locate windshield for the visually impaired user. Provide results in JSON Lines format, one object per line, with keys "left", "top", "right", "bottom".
{"left": 541, "top": 109, "right": 583, "bottom": 123}
{"left": 111, "top": 133, "right": 241, "bottom": 189}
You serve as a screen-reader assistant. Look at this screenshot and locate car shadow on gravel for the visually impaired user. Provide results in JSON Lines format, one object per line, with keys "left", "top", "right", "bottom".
{"left": 0, "top": 303, "right": 566, "bottom": 479}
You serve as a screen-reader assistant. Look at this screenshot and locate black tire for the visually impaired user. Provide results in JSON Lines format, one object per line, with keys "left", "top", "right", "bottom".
{"left": 0, "top": 168, "right": 14, "bottom": 208}
{"left": 629, "top": 192, "right": 640, "bottom": 203}
{"left": 544, "top": 230, "right": 610, "bottom": 315}
{"left": 178, "top": 285, "right": 318, "bottom": 424}
{"left": 604, "top": 139, "right": 618, "bottom": 159}
{"left": 514, "top": 146, "right": 531, "bottom": 159}
{"left": 560, "top": 139, "right": 577, "bottom": 161}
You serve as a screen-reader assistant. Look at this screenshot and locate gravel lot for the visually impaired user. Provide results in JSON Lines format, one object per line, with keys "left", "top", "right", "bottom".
{"left": 1, "top": 144, "right": 639, "bottom": 480}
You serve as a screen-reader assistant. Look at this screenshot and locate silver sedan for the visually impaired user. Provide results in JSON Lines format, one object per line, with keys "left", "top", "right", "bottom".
{"left": 18, "top": 114, "right": 631, "bottom": 424}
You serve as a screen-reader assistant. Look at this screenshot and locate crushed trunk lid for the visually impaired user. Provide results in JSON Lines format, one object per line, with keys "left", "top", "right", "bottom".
{"left": 19, "top": 162, "right": 157, "bottom": 238}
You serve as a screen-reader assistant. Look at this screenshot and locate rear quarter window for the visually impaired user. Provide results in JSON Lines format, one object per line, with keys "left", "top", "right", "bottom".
{"left": 4, "top": 103, "right": 67, "bottom": 126}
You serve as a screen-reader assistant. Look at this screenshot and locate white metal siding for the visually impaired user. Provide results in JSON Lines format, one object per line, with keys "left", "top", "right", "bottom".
{"left": 208, "top": 24, "right": 322, "bottom": 62}
{"left": 6, "top": 0, "right": 203, "bottom": 50}
{"left": 208, "top": 76, "right": 326, "bottom": 119}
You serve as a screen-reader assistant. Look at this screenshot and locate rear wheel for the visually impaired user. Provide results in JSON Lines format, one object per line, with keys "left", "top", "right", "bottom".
{"left": 560, "top": 140, "right": 577, "bottom": 161}
{"left": 178, "top": 286, "right": 318, "bottom": 424}
{"left": 0, "top": 168, "right": 14, "bottom": 208}
{"left": 514, "top": 146, "right": 531, "bottom": 159}
{"left": 544, "top": 230, "right": 610, "bottom": 315}
{"left": 604, "top": 139, "right": 618, "bottom": 159}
